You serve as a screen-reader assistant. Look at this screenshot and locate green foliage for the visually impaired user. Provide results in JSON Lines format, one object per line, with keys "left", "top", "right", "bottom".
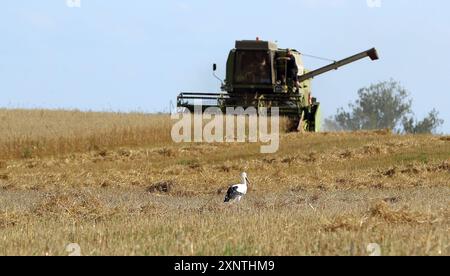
{"left": 402, "top": 109, "right": 444, "bottom": 134}
{"left": 325, "top": 80, "right": 443, "bottom": 134}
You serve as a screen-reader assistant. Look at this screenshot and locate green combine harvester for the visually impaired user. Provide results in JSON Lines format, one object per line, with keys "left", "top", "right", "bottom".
{"left": 177, "top": 39, "right": 379, "bottom": 132}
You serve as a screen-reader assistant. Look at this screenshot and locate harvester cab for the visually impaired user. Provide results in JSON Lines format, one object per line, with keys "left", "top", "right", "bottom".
{"left": 177, "top": 40, "right": 379, "bottom": 132}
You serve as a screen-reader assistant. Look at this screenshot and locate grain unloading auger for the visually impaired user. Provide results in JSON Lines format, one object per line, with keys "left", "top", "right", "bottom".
{"left": 177, "top": 40, "right": 379, "bottom": 132}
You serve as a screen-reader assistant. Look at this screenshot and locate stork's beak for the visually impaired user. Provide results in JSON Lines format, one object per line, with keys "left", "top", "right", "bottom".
{"left": 245, "top": 177, "right": 251, "bottom": 185}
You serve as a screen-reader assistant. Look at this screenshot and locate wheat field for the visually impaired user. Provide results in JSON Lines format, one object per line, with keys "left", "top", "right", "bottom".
{"left": 0, "top": 109, "right": 449, "bottom": 256}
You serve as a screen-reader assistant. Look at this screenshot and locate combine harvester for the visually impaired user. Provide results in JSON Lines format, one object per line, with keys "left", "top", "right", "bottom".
{"left": 177, "top": 39, "right": 379, "bottom": 131}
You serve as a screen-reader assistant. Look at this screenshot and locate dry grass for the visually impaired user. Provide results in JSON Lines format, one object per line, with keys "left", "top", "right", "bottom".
{"left": 0, "top": 109, "right": 172, "bottom": 159}
{"left": 0, "top": 109, "right": 449, "bottom": 256}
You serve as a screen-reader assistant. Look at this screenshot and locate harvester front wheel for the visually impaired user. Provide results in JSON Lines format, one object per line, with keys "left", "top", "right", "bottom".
{"left": 286, "top": 116, "right": 301, "bottom": 132}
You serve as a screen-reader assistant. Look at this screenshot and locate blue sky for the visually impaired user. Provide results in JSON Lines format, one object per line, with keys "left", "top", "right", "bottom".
{"left": 1, "top": 0, "right": 449, "bottom": 133}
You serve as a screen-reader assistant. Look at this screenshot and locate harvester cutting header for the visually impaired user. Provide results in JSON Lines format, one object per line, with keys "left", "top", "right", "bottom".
{"left": 177, "top": 39, "right": 379, "bottom": 131}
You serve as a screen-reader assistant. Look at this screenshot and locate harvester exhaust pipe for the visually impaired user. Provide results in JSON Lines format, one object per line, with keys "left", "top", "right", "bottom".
{"left": 298, "top": 48, "right": 379, "bottom": 83}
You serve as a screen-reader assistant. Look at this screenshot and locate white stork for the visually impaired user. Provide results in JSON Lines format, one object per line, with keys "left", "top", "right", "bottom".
{"left": 224, "top": 172, "right": 250, "bottom": 203}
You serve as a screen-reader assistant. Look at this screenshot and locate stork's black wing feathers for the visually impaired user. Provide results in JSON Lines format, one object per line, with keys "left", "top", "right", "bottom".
{"left": 224, "top": 186, "right": 244, "bottom": 203}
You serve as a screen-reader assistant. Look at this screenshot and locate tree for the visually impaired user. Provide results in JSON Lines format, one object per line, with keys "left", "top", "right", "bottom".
{"left": 402, "top": 109, "right": 444, "bottom": 134}
{"left": 324, "top": 80, "right": 443, "bottom": 134}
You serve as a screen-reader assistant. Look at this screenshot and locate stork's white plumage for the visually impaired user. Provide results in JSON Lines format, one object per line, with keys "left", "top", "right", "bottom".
{"left": 224, "top": 172, "right": 250, "bottom": 203}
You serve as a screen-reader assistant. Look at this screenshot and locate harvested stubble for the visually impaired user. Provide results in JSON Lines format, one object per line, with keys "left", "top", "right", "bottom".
{"left": 0, "top": 109, "right": 449, "bottom": 255}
